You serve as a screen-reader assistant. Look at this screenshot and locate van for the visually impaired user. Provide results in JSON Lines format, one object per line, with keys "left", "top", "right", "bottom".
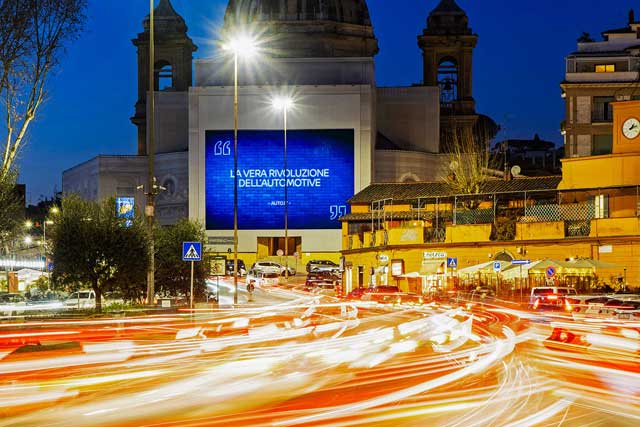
{"left": 64, "top": 290, "right": 96, "bottom": 310}
{"left": 529, "top": 287, "right": 577, "bottom": 310}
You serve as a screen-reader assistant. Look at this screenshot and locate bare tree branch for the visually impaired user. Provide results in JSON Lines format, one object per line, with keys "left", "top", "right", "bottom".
{"left": 0, "top": 0, "right": 86, "bottom": 179}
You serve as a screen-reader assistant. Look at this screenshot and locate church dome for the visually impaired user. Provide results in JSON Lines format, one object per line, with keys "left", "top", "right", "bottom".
{"left": 224, "top": 0, "right": 378, "bottom": 57}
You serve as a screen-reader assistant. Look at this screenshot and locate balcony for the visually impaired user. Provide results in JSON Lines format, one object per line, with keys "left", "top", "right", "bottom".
{"left": 565, "top": 71, "right": 639, "bottom": 83}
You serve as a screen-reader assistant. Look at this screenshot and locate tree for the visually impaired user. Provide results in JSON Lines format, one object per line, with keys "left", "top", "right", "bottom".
{"left": 1, "top": 0, "right": 87, "bottom": 180}
{"left": 443, "top": 116, "right": 500, "bottom": 206}
{"left": 0, "top": 172, "right": 24, "bottom": 253}
{"left": 50, "top": 195, "right": 149, "bottom": 312}
{"left": 155, "top": 219, "right": 206, "bottom": 299}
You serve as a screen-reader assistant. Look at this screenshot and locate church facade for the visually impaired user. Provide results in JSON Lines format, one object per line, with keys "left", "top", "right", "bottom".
{"left": 62, "top": 0, "right": 492, "bottom": 264}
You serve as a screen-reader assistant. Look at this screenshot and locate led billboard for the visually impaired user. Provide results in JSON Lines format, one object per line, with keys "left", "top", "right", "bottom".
{"left": 205, "top": 129, "right": 354, "bottom": 230}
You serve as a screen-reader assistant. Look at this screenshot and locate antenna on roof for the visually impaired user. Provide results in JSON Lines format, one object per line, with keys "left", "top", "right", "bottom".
{"left": 630, "top": 9, "right": 635, "bottom": 25}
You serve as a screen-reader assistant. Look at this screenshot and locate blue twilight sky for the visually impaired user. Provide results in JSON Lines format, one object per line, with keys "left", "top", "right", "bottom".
{"left": 16, "top": 0, "right": 639, "bottom": 203}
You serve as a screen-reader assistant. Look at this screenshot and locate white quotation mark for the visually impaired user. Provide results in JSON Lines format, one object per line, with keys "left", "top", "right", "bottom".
{"left": 214, "top": 140, "right": 231, "bottom": 156}
{"left": 330, "top": 205, "right": 347, "bottom": 220}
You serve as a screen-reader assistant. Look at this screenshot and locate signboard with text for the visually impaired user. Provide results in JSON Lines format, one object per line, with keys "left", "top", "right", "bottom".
{"left": 205, "top": 129, "right": 354, "bottom": 230}
{"left": 423, "top": 251, "right": 447, "bottom": 260}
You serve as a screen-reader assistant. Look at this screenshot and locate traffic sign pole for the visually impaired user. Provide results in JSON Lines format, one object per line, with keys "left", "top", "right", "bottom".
{"left": 190, "top": 260, "right": 195, "bottom": 310}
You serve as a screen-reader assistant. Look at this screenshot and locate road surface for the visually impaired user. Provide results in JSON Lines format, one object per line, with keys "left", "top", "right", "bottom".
{"left": 0, "top": 285, "right": 638, "bottom": 426}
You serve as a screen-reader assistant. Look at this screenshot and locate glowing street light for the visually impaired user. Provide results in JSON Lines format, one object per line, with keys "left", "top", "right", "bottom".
{"left": 223, "top": 33, "right": 259, "bottom": 304}
{"left": 272, "top": 95, "right": 294, "bottom": 282}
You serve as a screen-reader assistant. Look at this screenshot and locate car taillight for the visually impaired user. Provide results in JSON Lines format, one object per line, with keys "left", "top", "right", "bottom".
{"left": 533, "top": 299, "right": 540, "bottom": 309}
{"left": 564, "top": 299, "right": 573, "bottom": 311}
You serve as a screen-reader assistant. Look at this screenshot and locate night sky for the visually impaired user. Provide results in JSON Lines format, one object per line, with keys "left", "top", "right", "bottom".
{"left": 17, "top": 0, "right": 639, "bottom": 202}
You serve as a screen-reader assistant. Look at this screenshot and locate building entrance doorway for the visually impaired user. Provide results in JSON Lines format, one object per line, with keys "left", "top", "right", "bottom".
{"left": 257, "top": 237, "right": 302, "bottom": 259}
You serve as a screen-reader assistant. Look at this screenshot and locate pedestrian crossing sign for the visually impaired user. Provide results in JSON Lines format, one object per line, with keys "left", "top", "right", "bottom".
{"left": 447, "top": 257, "right": 458, "bottom": 269}
{"left": 182, "top": 242, "right": 202, "bottom": 262}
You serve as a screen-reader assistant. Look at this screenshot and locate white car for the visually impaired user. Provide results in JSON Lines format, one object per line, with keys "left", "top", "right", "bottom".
{"left": 64, "top": 290, "right": 96, "bottom": 310}
{"left": 252, "top": 261, "right": 296, "bottom": 276}
{"left": 247, "top": 270, "right": 280, "bottom": 287}
{"left": 0, "top": 293, "right": 27, "bottom": 317}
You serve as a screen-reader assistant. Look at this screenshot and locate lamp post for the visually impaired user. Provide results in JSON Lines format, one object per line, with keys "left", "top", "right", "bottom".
{"left": 272, "top": 96, "right": 293, "bottom": 282}
{"left": 145, "top": 0, "right": 157, "bottom": 306}
{"left": 224, "top": 35, "right": 257, "bottom": 304}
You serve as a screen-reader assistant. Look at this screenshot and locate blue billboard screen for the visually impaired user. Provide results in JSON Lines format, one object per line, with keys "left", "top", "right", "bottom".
{"left": 205, "top": 129, "right": 354, "bottom": 230}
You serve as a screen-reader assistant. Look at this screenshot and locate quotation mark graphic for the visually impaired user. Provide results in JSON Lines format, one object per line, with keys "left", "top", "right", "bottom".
{"left": 330, "top": 205, "right": 347, "bottom": 220}
{"left": 214, "top": 140, "right": 231, "bottom": 156}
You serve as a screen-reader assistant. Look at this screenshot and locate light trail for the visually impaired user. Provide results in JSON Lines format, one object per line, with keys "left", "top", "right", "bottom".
{"left": 0, "top": 287, "right": 638, "bottom": 426}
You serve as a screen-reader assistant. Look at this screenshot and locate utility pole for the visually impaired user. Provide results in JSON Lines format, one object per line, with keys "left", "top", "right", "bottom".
{"left": 146, "top": 0, "right": 156, "bottom": 305}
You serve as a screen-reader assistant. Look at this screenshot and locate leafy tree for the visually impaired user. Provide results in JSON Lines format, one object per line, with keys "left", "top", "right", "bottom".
{"left": 50, "top": 195, "right": 149, "bottom": 312}
{"left": 1, "top": 0, "right": 87, "bottom": 179}
{"left": 155, "top": 219, "right": 206, "bottom": 299}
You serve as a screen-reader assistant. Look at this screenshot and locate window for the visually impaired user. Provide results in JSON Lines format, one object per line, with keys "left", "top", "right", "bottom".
{"left": 155, "top": 61, "right": 173, "bottom": 91}
{"left": 438, "top": 58, "right": 458, "bottom": 104}
{"left": 593, "top": 195, "right": 609, "bottom": 219}
{"left": 595, "top": 64, "right": 615, "bottom": 73}
{"left": 593, "top": 96, "right": 614, "bottom": 122}
{"left": 592, "top": 134, "right": 613, "bottom": 155}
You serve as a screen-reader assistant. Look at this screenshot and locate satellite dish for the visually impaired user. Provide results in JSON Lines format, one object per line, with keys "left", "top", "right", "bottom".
{"left": 449, "top": 161, "right": 459, "bottom": 171}
{"left": 511, "top": 165, "right": 521, "bottom": 177}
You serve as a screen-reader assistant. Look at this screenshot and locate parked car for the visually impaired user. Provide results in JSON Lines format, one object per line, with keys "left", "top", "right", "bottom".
{"left": 529, "top": 286, "right": 577, "bottom": 310}
{"left": 565, "top": 296, "right": 611, "bottom": 317}
{"left": 0, "top": 293, "right": 27, "bottom": 317}
{"left": 306, "top": 259, "right": 340, "bottom": 274}
{"left": 252, "top": 261, "right": 295, "bottom": 276}
{"left": 64, "top": 290, "right": 96, "bottom": 310}
{"left": 598, "top": 299, "right": 640, "bottom": 320}
{"left": 305, "top": 271, "right": 341, "bottom": 287}
{"left": 247, "top": 269, "right": 280, "bottom": 287}
{"left": 225, "top": 259, "right": 247, "bottom": 276}
{"left": 26, "top": 294, "right": 64, "bottom": 312}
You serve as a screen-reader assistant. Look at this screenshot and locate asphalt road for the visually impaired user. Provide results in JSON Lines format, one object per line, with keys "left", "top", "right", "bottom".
{"left": 0, "top": 287, "right": 638, "bottom": 426}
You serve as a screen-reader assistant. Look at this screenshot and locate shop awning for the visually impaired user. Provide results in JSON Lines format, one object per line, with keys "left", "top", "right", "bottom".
{"left": 420, "top": 260, "right": 445, "bottom": 275}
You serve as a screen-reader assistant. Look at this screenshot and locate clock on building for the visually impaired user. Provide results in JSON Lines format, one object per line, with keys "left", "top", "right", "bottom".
{"left": 622, "top": 117, "right": 640, "bottom": 139}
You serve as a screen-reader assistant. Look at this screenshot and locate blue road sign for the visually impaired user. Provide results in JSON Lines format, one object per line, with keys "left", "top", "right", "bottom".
{"left": 447, "top": 257, "right": 458, "bottom": 269}
{"left": 546, "top": 266, "right": 556, "bottom": 278}
{"left": 182, "top": 242, "right": 202, "bottom": 262}
{"left": 512, "top": 259, "right": 531, "bottom": 265}
{"left": 493, "top": 261, "right": 501, "bottom": 272}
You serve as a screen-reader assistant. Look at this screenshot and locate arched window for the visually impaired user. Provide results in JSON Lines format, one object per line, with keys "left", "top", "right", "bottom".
{"left": 155, "top": 61, "right": 173, "bottom": 91}
{"left": 438, "top": 58, "right": 458, "bottom": 103}
{"left": 493, "top": 250, "right": 514, "bottom": 262}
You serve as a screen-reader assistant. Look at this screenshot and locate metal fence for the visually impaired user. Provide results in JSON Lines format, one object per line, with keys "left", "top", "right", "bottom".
{"left": 358, "top": 185, "right": 639, "bottom": 244}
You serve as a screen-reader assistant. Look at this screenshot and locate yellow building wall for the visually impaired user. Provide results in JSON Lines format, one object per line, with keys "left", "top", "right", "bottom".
{"left": 516, "top": 222, "right": 565, "bottom": 240}
{"left": 388, "top": 226, "right": 423, "bottom": 245}
{"left": 560, "top": 153, "right": 640, "bottom": 190}
{"left": 609, "top": 195, "right": 636, "bottom": 218}
{"left": 351, "top": 205, "right": 370, "bottom": 213}
{"left": 590, "top": 217, "right": 640, "bottom": 237}
{"left": 446, "top": 224, "right": 492, "bottom": 243}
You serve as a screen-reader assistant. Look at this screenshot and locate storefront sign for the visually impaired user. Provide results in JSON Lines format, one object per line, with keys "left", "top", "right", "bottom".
{"left": 391, "top": 259, "right": 404, "bottom": 277}
{"left": 423, "top": 251, "right": 447, "bottom": 260}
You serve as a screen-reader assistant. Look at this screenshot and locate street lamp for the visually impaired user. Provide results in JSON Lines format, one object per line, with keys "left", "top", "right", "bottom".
{"left": 272, "top": 96, "right": 294, "bottom": 282}
{"left": 223, "top": 34, "right": 258, "bottom": 304}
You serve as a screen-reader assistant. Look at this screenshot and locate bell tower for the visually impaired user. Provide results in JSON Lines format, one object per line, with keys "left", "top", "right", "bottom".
{"left": 131, "top": 0, "right": 197, "bottom": 155}
{"left": 418, "top": 0, "right": 479, "bottom": 151}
